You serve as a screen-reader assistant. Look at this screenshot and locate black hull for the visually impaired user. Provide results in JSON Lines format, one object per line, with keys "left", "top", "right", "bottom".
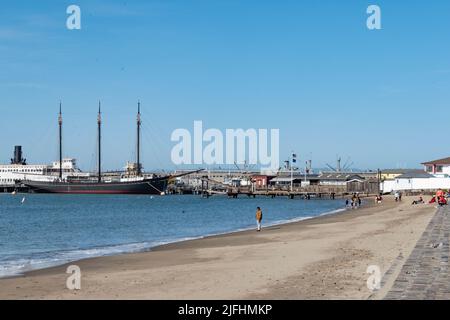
{"left": 23, "top": 178, "right": 169, "bottom": 195}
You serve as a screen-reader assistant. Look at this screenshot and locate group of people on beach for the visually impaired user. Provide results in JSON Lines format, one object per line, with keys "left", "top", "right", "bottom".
{"left": 428, "top": 189, "right": 448, "bottom": 206}
{"left": 253, "top": 189, "right": 450, "bottom": 232}
{"left": 411, "top": 189, "right": 448, "bottom": 206}
{"left": 345, "top": 194, "right": 362, "bottom": 209}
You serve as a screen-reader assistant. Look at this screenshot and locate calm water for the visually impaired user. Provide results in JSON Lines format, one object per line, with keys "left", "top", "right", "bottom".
{"left": 0, "top": 194, "right": 345, "bottom": 277}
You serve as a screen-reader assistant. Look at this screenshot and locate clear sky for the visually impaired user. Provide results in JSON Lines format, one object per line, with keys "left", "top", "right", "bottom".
{"left": 1, "top": 0, "right": 450, "bottom": 172}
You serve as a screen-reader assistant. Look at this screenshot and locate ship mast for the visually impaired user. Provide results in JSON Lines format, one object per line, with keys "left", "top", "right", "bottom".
{"left": 137, "top": 101, "right": 141, "bottom": 176}
{"left": 58, "top": 102, "right": 63, "bottom": 180}
{"left": 97, "top": 101, "right": 102, "bottom": 183}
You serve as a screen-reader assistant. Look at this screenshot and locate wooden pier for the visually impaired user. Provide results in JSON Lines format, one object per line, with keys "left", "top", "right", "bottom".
{"left": 225, "top": 187, "right": 345, "bottom": 199}
{"left": 199, "top": 185, "right": 375, "bottom": 199}
{"left": 195, "top": 176, "right": 379, "bottom": 199}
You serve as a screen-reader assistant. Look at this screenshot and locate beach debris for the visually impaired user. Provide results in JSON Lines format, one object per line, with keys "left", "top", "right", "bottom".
{"left": 430, "top": 242, "right": 443, "bottom": 249}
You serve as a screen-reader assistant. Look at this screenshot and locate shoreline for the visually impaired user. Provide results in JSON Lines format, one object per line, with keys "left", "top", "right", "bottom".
{"left": 0, "top": 201, "right": 348, "bottom": 279}
{"left": 0, "top": 196, "right": 436, "bottom": 299}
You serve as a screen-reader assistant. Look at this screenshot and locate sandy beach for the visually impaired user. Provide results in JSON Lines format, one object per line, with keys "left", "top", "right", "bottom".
{"left": 0, "top": 196, "right": 436, "bottom": 300}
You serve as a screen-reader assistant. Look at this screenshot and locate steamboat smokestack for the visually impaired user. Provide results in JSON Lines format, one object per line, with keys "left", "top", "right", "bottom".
{"left": 11, "top": 146, "right": 26, "bottom": 165}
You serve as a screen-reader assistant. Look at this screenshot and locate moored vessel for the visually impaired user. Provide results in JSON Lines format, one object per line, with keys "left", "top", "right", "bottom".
{"left": 22, "top": 102, "right": 191, "bottom": 195}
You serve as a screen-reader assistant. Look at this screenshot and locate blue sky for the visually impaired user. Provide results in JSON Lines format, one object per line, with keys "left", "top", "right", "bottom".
{"left": 1, "top": 0, "right": 450, "bottom": 171}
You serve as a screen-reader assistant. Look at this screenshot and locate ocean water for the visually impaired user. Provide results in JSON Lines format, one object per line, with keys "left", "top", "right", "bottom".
{"left": 0, "top": 194, "right": 345, "bottom": 278}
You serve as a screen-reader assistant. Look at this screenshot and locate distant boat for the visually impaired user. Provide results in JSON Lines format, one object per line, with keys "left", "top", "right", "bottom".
{"left": 11, "top": 191, "right": 16, "bottom": 195}
{"left": 23, "top": 102, "right": 201, "bottom": 195}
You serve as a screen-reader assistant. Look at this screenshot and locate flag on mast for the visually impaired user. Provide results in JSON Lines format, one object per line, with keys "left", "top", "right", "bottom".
{"left": 292, "top": 153, "right": 297, "bottom": 163}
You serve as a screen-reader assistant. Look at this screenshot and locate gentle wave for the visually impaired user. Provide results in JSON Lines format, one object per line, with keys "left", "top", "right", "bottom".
{"left": 0, "top": 206, "right": 347, "bottom": 278}
{"left": 319, "top": 207, "right": 347, "bottom": 216}
{"left": 0, "top": 239, "right": 195, "bottom": 278}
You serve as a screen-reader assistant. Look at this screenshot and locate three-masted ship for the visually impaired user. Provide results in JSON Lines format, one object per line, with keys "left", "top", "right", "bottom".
{"left": 23, "top": 102, "right": 177, "bottom": 195}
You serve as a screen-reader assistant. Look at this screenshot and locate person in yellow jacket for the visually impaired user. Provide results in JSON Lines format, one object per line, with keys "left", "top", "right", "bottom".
{"left": 256, "top": 207, "right": 263, "bottom": 232}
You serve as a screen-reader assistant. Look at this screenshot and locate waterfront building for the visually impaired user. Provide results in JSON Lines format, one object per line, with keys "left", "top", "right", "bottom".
{"left": 422, "top": 157, "right": 450, "bottom": 177}
{"left": 380, "top": 169, "right": 424, "bottom": 181}
{"left": 381, "top": 157, "right": 450, "bottom": 193}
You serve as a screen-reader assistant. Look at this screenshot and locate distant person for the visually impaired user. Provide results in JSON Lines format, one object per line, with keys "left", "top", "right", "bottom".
{"left": 256, "top": 207, "right": 263, "bottom": 232}
{"left": 358, "top": 197, "right": 362, "bottom": 207}
{"left": 438, "top": 196, "right": 447, "bottom": 206}
{"left": 412, "top": 197, "right": 424, "bottom": 205}
{"left": 399, "top": 192, "right": 403, "bottom": 201}
{"left": 394, "top": 192, "right": 400, "bottom": 202}
{"left": 376, "top": 195, "right": 383, "bottom": 204}
{"left": 345, "top": 199, "right": 349, "bottom": 207}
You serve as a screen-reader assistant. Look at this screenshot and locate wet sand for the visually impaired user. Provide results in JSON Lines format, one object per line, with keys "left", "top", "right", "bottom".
{"left": 0, "top": 196, "right": 436, "bottom": 300}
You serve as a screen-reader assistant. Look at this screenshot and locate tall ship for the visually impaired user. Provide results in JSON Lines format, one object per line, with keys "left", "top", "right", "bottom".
{"left": 22, "top": 102, "right": 189, "bottom": 195}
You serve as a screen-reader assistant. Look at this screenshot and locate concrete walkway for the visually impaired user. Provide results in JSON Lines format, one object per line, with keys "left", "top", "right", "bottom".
{"left": 385, "top": 206, "right": 450, "bottom": 300}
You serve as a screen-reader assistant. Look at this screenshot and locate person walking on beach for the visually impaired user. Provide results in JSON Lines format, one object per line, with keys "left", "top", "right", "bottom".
{"left": 256, "top": 207, "right": 263, "bottom": 232}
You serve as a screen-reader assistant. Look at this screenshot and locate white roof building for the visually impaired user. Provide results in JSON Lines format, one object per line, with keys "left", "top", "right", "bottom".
{"left": 381, "top": 157, "right": 450, "bottom": 193}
